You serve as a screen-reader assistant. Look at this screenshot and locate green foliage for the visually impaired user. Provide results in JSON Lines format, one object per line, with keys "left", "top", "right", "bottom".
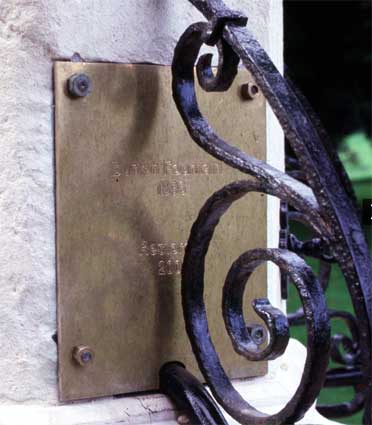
{"left": 339, "top": 133, "right": 372, "bottom": 182}
{"left": 284, "top": 1, "right": 371, "bottom": 421}
{"left": 288, "top": 263, "right": 363, "bottom": 425}
{"left": 287, "top": 133, "right": 371, "bottom": 424}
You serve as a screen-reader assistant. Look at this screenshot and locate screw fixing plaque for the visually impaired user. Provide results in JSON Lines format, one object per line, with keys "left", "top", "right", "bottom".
{"left": 55, "top": 62, "right": 267, "bottom": 401}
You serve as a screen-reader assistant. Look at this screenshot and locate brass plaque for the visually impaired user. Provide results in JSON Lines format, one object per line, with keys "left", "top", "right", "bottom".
{"left": 55, "top": 62, "right": 267, "bottom": 401}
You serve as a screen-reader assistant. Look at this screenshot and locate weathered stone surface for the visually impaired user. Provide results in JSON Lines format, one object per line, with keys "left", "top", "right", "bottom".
{"left": 0, "top": 340, "right": 338, "bottom": 424}
{"left": 0, "top": 0, "right": 282, "bottom": 406}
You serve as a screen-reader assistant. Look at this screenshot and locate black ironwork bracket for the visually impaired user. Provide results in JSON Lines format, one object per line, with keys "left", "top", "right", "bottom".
{"left": 159, "top": 0, "right": 372, "bottom": 424}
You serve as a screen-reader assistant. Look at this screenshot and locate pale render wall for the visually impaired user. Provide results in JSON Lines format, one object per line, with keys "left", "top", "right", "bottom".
{"left": 0, "top": 0, "right": 283, "bottom": 405}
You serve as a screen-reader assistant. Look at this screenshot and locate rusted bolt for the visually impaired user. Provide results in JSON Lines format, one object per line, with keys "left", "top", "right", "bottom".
{"left": 247, "top": 324, "right": 267, "bottom": 345}
{"left": 68, "top": 73, "right": 92, "bottom": 98}
{"left": 72, "top": 345, "right": 94, "bottom": 366}
{"left": 241, "top": 82, "right": 259, "bottom": 100}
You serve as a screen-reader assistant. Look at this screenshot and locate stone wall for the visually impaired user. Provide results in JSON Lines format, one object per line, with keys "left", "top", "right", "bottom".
{"left": 0, "top": 0, "right": 283, "bottom": 405}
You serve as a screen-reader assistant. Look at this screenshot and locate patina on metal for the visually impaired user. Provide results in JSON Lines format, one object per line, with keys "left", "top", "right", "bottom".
{"left": 54, "top": 62, "right": 268, "bottom": 401}
{"left": 160, "top": 0, "right": 372, "bottom": 424}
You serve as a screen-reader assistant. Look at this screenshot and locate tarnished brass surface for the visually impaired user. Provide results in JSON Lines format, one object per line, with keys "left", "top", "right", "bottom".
{"left": 55, "top": 62, "right": 267, "bottom": 401}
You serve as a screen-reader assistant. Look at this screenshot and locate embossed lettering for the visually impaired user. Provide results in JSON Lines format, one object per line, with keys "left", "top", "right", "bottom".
{"left": 122, "top": 160, "right": 223, "bottom": 177}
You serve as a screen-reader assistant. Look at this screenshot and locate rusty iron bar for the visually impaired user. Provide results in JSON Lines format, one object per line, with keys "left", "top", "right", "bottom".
{"left": 160, "top": 0, "right": 372, "bottom": 424}
{"left": 159, "top": 362, "right": 228, "bottom": 425}
{"left": 284, "top": 139, "right": 366, "bottom": 416}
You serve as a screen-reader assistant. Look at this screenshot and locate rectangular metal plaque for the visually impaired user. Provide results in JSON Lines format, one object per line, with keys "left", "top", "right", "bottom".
{"left": 55, "top": 62, "right": 267, "bottom": 401}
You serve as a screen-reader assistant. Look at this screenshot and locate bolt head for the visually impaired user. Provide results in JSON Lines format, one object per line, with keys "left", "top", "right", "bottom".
{"left": 68, "top": 73, "right": 92, "bottom": 98}
{"left": 247, "top": 324, "right": 267, "bottom": 346}
{"left": 72, "top": 345, "right": 94, "bottom": 366}
{"left": 177, "top": 415, "right": 190, "bottom": 424}
{"left": 241, "top": 82, "right": 259, "bottom": 100}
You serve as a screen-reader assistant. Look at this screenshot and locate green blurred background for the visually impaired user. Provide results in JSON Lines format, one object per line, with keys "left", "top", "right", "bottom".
{"left": 284, "top": 2, "right": 371, "bottom": 424}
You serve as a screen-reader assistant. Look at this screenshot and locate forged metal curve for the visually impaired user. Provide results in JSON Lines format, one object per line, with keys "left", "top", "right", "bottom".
{"left": 159, "top": 362, "right": 228, "bottom": 425}
{"left": 284, "top": 133, "right": 367, "bottom": 417}
{"left": 180, "top": 180, "right": 330, "bottom": 425}
{"left": 318, "top": 365, "right": 367, "bottom": 419}
{"left": 164, "top": 0, "right": 372, "bottom": 424}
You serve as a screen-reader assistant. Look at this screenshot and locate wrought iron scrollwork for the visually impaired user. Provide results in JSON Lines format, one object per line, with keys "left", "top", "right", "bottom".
{"left": 285, "top": 152, "right": 368, "bottom": 419}
{"left": 160, "top": 1, "right": 372, "bottom": 423}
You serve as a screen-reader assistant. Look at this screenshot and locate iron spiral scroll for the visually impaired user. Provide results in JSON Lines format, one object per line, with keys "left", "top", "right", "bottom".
{"left": 159, "top": 1, "right": 372, "bottom": 424}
